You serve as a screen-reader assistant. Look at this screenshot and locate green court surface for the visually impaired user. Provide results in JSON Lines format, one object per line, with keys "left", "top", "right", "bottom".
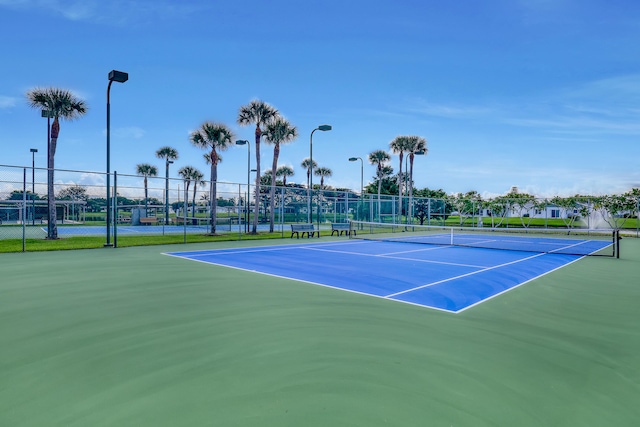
{"left": 1, "top": 237, "right": 639, "bottom": 426}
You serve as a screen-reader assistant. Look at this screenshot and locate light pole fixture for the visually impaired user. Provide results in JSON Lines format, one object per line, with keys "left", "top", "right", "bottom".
{"left": 30, "top": 148, "right": 38, "bottom": 225}
{"left": 165, "top": 159, "right": 173, "bottom": 225}
{"left": 105, "top": 69, "right": 128, "bottom": 247}
{"left": 309, "top": 125, "right": 331, "bottom": 223}
{"left": 235, "top": 139, "right": 250, "bottom": 233}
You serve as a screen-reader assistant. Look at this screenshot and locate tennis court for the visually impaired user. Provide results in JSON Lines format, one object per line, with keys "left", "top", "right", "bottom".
{"left": 1, "top": 235, "right": 638, "bottom": 426}
{"left": 49, "top": 223, "right": 285, "bottom": 236}
{"left": 165, "top": 231, "right": 614, "bottom": 312}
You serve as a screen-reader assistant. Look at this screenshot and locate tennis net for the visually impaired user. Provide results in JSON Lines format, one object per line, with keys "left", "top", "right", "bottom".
{"left": 348, "top": 220, "right": 619, "bottom": 257}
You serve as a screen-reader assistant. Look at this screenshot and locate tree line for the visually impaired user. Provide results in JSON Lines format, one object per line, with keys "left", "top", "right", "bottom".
{"left": 23, "top": 87, "right": 430, "bottom": 238}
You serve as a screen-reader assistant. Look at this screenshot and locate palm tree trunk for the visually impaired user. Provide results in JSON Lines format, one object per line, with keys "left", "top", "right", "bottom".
{"left": 253, "top": 127, "right": 261, "bottom": 234}
{"left": 192, "top": 186, "right": 197, "bottom": 217}
{"left": 269, "top": 144, "right": 279, "bottom": 233}
{"left": 377, "top": 165, "right": 382, "bottom": 222}
{"left": 47, "top": 136, "right": 57, "bottom": 239}
{"left": 212, "top": 164, "right": 218, "bottom": 234}
{"left": 46, "top": 118, "right": 60, "bottom": 239}
{"left": 377, "top": 179, "right": 382, "bottom": 222}
{"left": 184, "top": 181, "right": 191, "bottom": 218}
{"left": 409, "top": 155, "right": 415, "bottom": 223}
{"left": 397, "top": 153, "right": 403, "bottom": 222}
{"left": 144, "top": 177, "right": 149, "bottom": 217}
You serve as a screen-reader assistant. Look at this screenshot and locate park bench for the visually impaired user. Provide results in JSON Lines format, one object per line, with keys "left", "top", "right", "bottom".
{"left": 139, "top": 217, "right": 158, "bottom": 225}
{"left": 173, "top": 217, "right": 210, "bottom": 225}
{"left": 290, "top": 223, "right": 319, "bottom": 239}
{"left": 173, "top": 217, "right": 196, "bottom": 225}
{"left": 331, "top": 223, "right": 355, "bottom": 236}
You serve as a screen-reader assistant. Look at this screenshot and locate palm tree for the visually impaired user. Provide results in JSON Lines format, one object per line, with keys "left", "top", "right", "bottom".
{"left": 237, "top": 100, "right": 279, "bottom": 234}
{"left": 406, "top": 136, "right": 428, "bottom": 221}
{"left": 389, "top": 136, "right": 410, "bottom": 219}
{"left": 276, "top": 165, "right": 295, "bottom": 186}
{"left": 178, "top": 166, "right": 205, "bottom": 219}
{"left": 190, "top": 122, "right": 233, "bottom": 234}
{"left": 262, "top": 169, "right": 273, "bottom": 185}
{"left": 191, "top": 169, "right": 206, "bottom": 217}
{"left": 301, "top": 157, "right": 319, "bottom": 222}
{"left": 136, "top": 163, "right": 158, "bottom": 216}
{"left": 156, "top": 146, "right": 179, "bottom": 224}
{"left": 368, "top": 149, "right": 391, "bottom": 221}
{"left": 178, "top": 165, "right": 196, "bottom": 216}
{"left": 301, "top": 158, "right": 318, "bottom": 188}
{"left": 26, "top": 87, "right": 88, "bottom": 239}
{"left": 263, "top": 116, "right": 298, "bottom": 232}
{"left": 202, "top": 153, "right": 222, "bottom": 219}
{"left": 314, "top": 167, "right": 333, "bottom": 189}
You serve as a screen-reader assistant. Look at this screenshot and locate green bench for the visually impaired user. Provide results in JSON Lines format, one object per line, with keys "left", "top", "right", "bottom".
{"left": 291, "top": 224, "right": 319, "bottom": 238}
{"left": 331, "top": 223, "right": 355, "bottom": 236}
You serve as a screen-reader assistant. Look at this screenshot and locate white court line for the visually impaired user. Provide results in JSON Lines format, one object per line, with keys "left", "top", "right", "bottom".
{"left": 385, "top": 251, "right": 548, "bottom": 298}
{"left": 163, "top": 250, "right": 457, "bottom": 314}
{"left": 549, "top": 240, "right": 591, "bottom": 253}
{"left": 380, "top": 246, "right": 450, "bottom": 255}
{"left": 303, "top": 245, "right": 489, "bottom": 269}
{"left": 163, "top": 240, "right": 369, "bottom": 258}
{"left": 453, "top": 255, "right": 586, "bottom": 313}
{"left": 164, "top": 239, "right": 594, "bottom": 314}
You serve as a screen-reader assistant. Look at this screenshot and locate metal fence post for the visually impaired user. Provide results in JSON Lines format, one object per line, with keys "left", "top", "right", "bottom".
{"left": 22, "top": 168, "right": 26, "bottom": 252}
{"left": 113, "top": 171, "right": 118, "bottom": 248}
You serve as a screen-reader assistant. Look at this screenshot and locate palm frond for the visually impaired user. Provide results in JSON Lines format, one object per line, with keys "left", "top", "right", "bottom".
{"left": 26, "top": 87, "right": 88, "bottom": 120}
{"left": 263, "top": 116, "right": 298, "bottom": 145}
{"left": 237, "top": 99, "right": 279, "bottom": 127}
{"left": 156, "top": 146, "right": 179, "bottom": 161}
{"left": 136, "top": 163, "right": 158, "bottom": 177}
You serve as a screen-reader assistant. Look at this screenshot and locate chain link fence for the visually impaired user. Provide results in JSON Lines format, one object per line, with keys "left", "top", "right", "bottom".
{"left": 1, "top": 164, "right": 638, "bottom": 251}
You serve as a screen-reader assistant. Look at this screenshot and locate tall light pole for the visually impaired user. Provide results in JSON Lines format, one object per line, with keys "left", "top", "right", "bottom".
{"left": 348, "top": 156, "right": 363, "bottom": 221}
{"left": 235, "top": 139, "right": 250, "bottom": 232}
{"left": 165, "top": 159, "right": 173, "bottom": 225}
{"left": 309, "top": 125, "right": 331, "bottom": 224}
{"left": 30, "top": 148, "right": 38, "bottom": 225}
{"left": 105, "top": 70, "right": 128, "bottom": 247}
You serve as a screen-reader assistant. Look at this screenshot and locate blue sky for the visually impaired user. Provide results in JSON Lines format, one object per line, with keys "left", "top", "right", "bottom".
{"left": 1, "top": 0, "right": 639, "bottom": 198}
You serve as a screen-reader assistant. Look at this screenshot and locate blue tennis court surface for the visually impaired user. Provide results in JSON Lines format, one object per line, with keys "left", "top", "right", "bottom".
{"left": 165, "top": 239, "right": 609, "bottom": 313}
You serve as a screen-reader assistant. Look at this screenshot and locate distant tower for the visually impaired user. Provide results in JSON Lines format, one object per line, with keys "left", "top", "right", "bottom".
{"left": 510, "top": 186, "right": 519, "bottom": 194}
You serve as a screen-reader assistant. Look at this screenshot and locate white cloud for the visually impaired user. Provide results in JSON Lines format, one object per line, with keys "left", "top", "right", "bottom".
{"left": 0, "top": 96, "right": 17, "bottom": 108}
{"left": 0, "top": 0, "right": 95, "bottom": 20}
{"left": 109, "top": 126, "right": 146, "bottom": 139}
{"left": 401, "top": 99, "right": 493, "bottom": 119}
{"left": 503, "top": 115, "right": 640, "bottom": 135}
{"left": 480, "top": 75, "right": 640, "bottom": 137}
{"left": 0, "top": 0, "right": 206, "bottom": 24}
{"left": 571, "top": 74, "right": 640, "bottom": 98}
{"left": 77, "top": 172, "right": 105, "bottom": 186}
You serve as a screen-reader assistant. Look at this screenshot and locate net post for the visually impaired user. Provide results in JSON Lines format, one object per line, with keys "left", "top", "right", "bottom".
{"left": 615, "top": 230, "right": 620, "bottom": 259}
